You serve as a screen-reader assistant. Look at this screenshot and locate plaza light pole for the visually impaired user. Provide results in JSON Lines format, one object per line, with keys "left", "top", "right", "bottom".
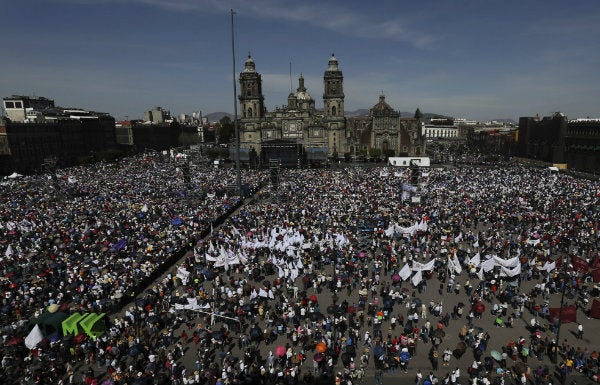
{"left": 231, "top": 9, "right": 242, "bottom": 196}
{"left": 553, "top": 237, "right": 570, "bottom": 363}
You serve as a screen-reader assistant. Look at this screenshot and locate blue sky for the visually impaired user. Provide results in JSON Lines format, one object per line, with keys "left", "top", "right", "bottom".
{"left": 1, "top": 0, "right": 599, "bottom": 122}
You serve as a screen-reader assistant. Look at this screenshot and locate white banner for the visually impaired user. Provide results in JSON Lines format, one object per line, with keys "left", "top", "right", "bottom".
{"left": 412, "top": 270, "right": 423, "bottom": 287}
{"left": 412, "top": 258, "right": 436, "bottom": 272}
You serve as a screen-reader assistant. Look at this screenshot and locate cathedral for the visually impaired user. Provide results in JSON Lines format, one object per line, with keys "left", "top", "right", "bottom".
{"left": 237, "top": 54, "right": 425, "bottom": 164}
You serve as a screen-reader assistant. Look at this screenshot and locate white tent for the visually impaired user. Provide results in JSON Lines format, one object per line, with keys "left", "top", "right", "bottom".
{"left": 7, "top": 172, "right": 23, "bottom": 179}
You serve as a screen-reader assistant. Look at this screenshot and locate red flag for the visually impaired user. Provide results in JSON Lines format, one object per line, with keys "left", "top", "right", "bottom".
{"left": 571, "top": 256, "right": 589, "bottom": 273}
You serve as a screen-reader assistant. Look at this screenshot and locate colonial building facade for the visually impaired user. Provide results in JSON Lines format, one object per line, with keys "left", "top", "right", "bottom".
{"left": 237, "top": 54, "right": 425, "bottom": 164}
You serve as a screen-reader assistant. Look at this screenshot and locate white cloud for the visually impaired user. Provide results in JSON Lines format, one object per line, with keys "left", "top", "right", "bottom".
{"left": 66, "top": 0, "right": 437, "bottom": 49}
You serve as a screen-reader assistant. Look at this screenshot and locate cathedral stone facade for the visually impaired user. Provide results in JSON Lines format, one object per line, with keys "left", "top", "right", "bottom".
{"left": 237, "top": 54, "right": 425, "bottom": 164}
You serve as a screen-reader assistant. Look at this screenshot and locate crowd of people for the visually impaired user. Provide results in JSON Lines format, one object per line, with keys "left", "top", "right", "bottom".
{"left": 0, "top": 153, "right": 266, "bottom": 333}
{"left": 1, "top": 156, "right": 600, "bottom": 385}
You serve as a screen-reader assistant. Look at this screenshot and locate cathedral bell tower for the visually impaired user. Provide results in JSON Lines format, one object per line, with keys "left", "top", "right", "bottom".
{"left": 239, "top": 55, "right": 265, "bottom": 120}
{"left": 323, "top": 54, "right": 344, "bottom": 118}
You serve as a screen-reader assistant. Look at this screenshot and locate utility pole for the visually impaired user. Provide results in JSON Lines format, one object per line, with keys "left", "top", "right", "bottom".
{"left": 231, "top": 9, "right": 242, "bottom": 196}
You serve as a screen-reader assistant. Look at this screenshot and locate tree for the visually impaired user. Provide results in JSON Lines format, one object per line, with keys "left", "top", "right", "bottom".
{"left": 216, "top": 116, "right": 235, "bottom": 144}
{"left": 414, "top": 108, "right": 423, "bottom": 120}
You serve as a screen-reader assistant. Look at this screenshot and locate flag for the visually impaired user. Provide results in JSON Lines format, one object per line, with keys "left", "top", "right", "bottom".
{"left": 113, "top": 239, "right": 126, "bottom": 251}
{"left": 470, "top": 253, "right": 481, "bottom": 267}
{"left": 399, "top": 264, "right": 412, "bottom": 281}
{"left": 412, "top": 270, "right": 423, "bottom": 287}
{"left": 25, "top": 324, "right": 44, "bottom": 349}
{"left": 477, "top": 266, "right": 484, "bottom": 280}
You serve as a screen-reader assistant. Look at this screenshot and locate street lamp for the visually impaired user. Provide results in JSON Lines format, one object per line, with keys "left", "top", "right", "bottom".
{"left": 553, "top": 236, "right": 571, "bottom": 363}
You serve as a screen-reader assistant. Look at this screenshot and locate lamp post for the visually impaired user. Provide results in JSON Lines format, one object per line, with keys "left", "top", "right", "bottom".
{"left": 230, "top": 9, "right": 242, "bottom": 196}
{"left": 553, "top": 236, "right": 571, "bottom": 363}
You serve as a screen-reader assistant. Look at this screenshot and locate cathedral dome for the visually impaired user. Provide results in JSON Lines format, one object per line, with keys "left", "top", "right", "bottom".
{"left": 371, "top": 94, "right": 395, "bottom": 114}
{"left": 295, "top": 74, "right": 313, "bottom": 101}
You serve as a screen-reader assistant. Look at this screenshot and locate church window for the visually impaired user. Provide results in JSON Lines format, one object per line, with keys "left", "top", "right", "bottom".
{"left": 247, "top": 88, "right": 251, "bottom": 96}
{"left": 332, "top": 106, "right": 337, "bottom": 116}
{"left": 248, "top": 108, "right": 253, "bottom": 117}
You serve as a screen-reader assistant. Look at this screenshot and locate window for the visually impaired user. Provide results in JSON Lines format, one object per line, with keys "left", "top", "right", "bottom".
{"left": 332, "top": 106, "right": 337, "bottom": 116}
{"left": 15, "top": 102, "right": 22, "bottom": 108}
{"left": 5, "top": 102, "right": 14, "bottom": 108}
{"left": 248, "top": 108, "right": 253, "bottom": 117}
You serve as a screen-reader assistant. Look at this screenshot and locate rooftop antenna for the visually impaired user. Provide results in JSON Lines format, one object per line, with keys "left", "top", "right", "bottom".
{"left": 289, "top": 61, "right": 293, "bottom": 92}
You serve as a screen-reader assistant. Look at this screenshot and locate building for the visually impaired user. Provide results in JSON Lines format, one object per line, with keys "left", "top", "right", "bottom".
{"left": 143, "top": 106, "right": 173, "bottom": 124}
{"left": 517, "top": 113, "right": 600, "bottom": 173}
{"left": 3, "top": 95, "right": 56, "bottom": 123}
{"left": 236, "top": 54, "right": 425, "bottom": 164}
{"left": 517, "top": 113, "right": 566, "bottom": 164}
{"left": 0, "top": 96, "right": 117, "bottom": 175}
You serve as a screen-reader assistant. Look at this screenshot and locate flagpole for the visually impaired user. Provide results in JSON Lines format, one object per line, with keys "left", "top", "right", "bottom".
{"left": 230, "top": 8, "right": 242, "bottom": 196}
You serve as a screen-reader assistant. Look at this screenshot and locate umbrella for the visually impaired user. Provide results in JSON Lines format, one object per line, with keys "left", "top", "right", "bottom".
{"left": 327, "top": 304, "right": 341, "bottom": 315}
{"left": 6, "top": 336, "right": 23, "bottom": 346}
{"left": 399, "top": 351, "right": 411, "bottom": 362}
{"left": 314, "top": 352, "right": 325, "bottom": 362}
{"left": 315, "top": 342, "right": 327, "bottom": 353}
{"left": 250, "top": 327, "right": 262, "bottom": 341}
{"left": 347, "top": 305, "right": 356, "bottom": 314}
{"left": 309, "top": 294, "right": 318, "bottom": 302}
{"left": 383, "top": 298, "right": 393, "bottom": 309}
{"left": 275, "top": 345, "right": 286, "bottom": 357}
{"left": 74, "top": 333, "right": 87, "bottom": 344}
{"left": 490, "top": 350, "right": 503, "bottom": 361}
{"left": 48, "top": 333, "right": 60, "bottom": 343}
{"left": 392, "top": 274, "right": 401, "bottom": 283}
{"left": 128, "top": 344, "right": 143, "bottom": 357}
{"left": 473, "top": 302, "right": 485, "bottom": 314}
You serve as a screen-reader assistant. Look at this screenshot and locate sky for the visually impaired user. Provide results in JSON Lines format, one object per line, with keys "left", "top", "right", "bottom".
{"left": 1, "top": 0, "right": 599, "bottom": 122}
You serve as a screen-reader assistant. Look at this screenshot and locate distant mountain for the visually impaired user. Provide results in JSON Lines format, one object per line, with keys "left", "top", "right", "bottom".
{"left": 204, "top": 109, "right": 452, "bottom": 121}
{"left": 205, "top": 112, "right": 233, "bottom": 122}
{"left": 345, "top": 109, "right": 370, "bottom": 117}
